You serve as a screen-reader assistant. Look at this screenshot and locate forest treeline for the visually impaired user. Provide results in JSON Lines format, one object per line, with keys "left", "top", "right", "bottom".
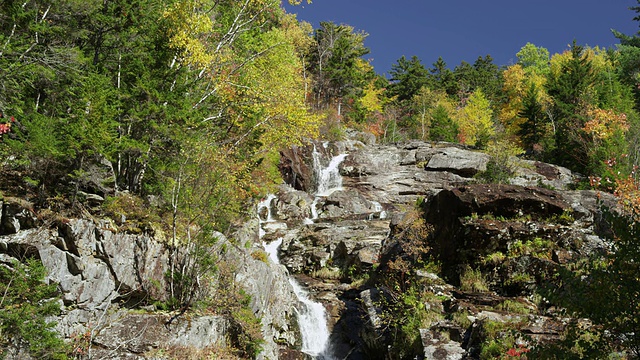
{"left": 312, "top": 23, "right": 640, "bottom": 186}
{"left": 0, "top": 0, "right": 321, "bottom": 227}
{"left": 2, "top": 0, "right": 640, "bottom": 219}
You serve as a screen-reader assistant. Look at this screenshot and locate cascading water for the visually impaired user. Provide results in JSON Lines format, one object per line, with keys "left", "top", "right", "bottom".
{"left": 304, "top": 145, "right": 350, "bottom": 225}
{"left": 258, "top": 194, "right": 277, "bottom": 238}
{"left": 258, "top": 195, "right": 333, "bottom": 358}
{"left": 369, "top": 200, "right": 387, "bottom": 220}
{"left": 314, "top": 146, "right": 349, "bottom": 197}
{"left": 289, "top": 279, "right": 331, "bottom": 357}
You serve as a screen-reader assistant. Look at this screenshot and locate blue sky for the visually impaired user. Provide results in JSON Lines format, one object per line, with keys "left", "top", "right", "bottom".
{"left": 283, "top": 1, "right": 639, "bottom": 75}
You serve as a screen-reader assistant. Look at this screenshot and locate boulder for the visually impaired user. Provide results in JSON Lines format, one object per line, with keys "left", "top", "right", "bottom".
{"left": 274, "top": 185, "right": 314, "bottom": 222}
{"left": 424, "top": 147, "right": 491, "bottom": 177}
{"left": 91, "top": 314, "right": 227, "bottom": 358}
{"left": 0, "top": 198, "right": 37, "bottom": 235}
{"left": 421, "top": 327, "right": 466, "bottom": 360}
{"left": 320, "top": 189, "right": 377, "bottom": 219}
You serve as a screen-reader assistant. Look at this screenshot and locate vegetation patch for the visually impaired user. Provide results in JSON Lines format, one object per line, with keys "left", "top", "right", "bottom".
{"left": 459, "top": 265, "right": 489, "bottom": 292}
{"left": 497, "top": 299, "right": 533, "bottom": 315}
{"left": 0, "top": 259, "right": 67, "bottom": 359}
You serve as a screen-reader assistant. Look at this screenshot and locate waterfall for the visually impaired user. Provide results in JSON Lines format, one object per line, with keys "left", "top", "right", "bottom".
{"left": 369, "top": 200, "right": 387, "bottom": 220}
{"left": 289, "top": 279, "right": 331, "bottom": 357}
{"left": 258, "top": 196, "right": 333, "bottom": 359}
{"left": 314, "top": 146, "right": 349, "bottom": 197}
{"left": 257, "top": 194, "right": 278, "bottom": 238}
{"left": 263, "top": 237, "right": 283, "bottom": 264}
{"left": 305, "top": 145, "right": 349, "bottom": 224}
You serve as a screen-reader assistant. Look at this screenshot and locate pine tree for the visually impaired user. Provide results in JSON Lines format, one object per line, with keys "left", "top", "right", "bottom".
{"left": 518, "top": 83, "right": 546, "bottom": 154}
{"left": 546, "top": 41, "right": 595, "bottom": 172}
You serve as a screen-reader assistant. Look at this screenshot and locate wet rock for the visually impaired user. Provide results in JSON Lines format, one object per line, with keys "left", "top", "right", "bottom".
{"left": 234, "top": 219, "right": 304, "bottom": 359}
{"left": 280, "top": 145, "right": 314, "bottom": 192}
{"left": 320, "top": 189, "right": 377, "bottom": 219}
{"left": 274, "top": 185, "right": 314, "bottom": 222}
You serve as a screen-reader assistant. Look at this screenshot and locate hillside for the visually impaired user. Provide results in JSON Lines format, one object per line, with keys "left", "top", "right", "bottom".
{"left": 1, "top": 135, "right": 639, "bottom": 359}
{"left": 2, "top": 1, "right": 640, "bottom": 359}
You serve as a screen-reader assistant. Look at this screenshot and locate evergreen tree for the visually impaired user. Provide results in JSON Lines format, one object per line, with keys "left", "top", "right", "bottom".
{"left": 427, "top": 57, "right": 456, "bottom": 95}
{"left": 307, "top": 21, "right": 371, "bottom": 110}
{"left": 518, "top": 83, "right": 547, "bottom": 155}
{"left": 387, "top": 55, "right": 429, "bottom": 102}
{"left": 430, "top": 104, "right": 458, "bottom": 142}
{"left": 546, "top": 41, "right": 596, "bottom": 172}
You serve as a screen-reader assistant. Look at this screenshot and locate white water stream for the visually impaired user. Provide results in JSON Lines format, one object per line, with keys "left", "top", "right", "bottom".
{"left": 258, "top": 193, "right": 334, "bottom": 358}
{"left": 304, "top": 146, "right": 350, "bottom": 226}
{"left": 257, "top": 144, "right": 388, "bottom": 358}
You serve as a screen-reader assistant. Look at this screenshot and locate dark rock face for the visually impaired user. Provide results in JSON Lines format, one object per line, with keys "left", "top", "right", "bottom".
{"left": 0, "top": 198, "right": 37, "bottom": 235}
{"left": 279, "top": 145, "right": 314, "bottom": 192}
{"left": 428, "top": 184, "right": 570, "bottom": 219}
{"left": 422, "top": 184, "right": 571, "bottom": 281}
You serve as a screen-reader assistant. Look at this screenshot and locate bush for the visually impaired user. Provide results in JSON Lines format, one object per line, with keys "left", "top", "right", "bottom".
{"left": 0, "top": 259, "right": 68, "bottom": 359}
{"left": 539, "top": 205, "right": 640, "bottom": 357}
{"left": 475, "top": 141, "right": 524, "bottom": 184}
{"left": 459, "top": 266, "right": 489, "bottom": 292}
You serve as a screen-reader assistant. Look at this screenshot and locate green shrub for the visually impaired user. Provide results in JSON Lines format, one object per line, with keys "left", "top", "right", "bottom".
{"left": 482, "top": 251, "right": 506, "bottom": 266}
{"left": 450, "top": 309, "right": 473, "bottom": 330}
{"left": 250, "top": 250, "right": 268, "bottom": 263}
{"left": 460, "top": 266, "right": 489, "bottom": 292}
{"left": 476, "top": 158, "right": 514, "bottom": 184}
{"left": 497, "top": 299, "right": 532, "bottom": 315}
{"left": 475, "top": 141, "right": 524, "bottom": 184}
{"left": 0, "top": 259, "right": 68, "bottom": 359}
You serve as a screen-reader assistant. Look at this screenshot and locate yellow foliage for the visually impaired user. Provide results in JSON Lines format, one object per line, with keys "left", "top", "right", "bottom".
{"left": 549, "top": 45, "right": 611, "bottom": 79}
{"left": 162, "top": 0, "right": 214, "bottom": 68}
{"left": 499, "top": 64, "right": 550, "bottom": 142}
{"left": 499, "top": 64, "right": 526, "bottom": 136}
{"left": 240, "top": 20, "right": 320, "bottom": 150}
{"left": 455, "top": 89, "right": 494, "bottom": 146}
{"left": 549, "top": 50, "right": 572, "bottom": 79}
{"left": 359, "top": 81, "right": 385, "bottom": 113}
{"left": 615, "top": 173, "right": 640, "bottom": 221}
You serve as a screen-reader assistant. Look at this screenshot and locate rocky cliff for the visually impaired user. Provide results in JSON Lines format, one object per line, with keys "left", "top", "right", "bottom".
{"left": 0, "top": 136, "right": 628, "bottom": 359}
{"left": 275, "top": 138, "right": 624, "bottom": 359}
{"left": 0, "top": 197, "right": 302, "bottom": 359}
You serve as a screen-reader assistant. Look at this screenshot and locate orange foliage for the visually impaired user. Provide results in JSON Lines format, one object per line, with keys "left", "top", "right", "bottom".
{"left": 583, "top": 108, "right": 629, "bottom": 140}
{"left": 367, "top": 122, "right": 384, "bottom": 137}
{"left": 614, "top": 166, "right": 640, "bottom": 220}
{"left": 0, "top": 115, "right": 15, "bottom": 138}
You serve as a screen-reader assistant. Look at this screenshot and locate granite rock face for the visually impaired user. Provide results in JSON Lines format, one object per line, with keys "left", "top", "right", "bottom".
{"left": 0, "top": 198, "right": 301, "bottom": 359}
{"left": 269, "top": 139, "right": 620, "bottom": 359}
